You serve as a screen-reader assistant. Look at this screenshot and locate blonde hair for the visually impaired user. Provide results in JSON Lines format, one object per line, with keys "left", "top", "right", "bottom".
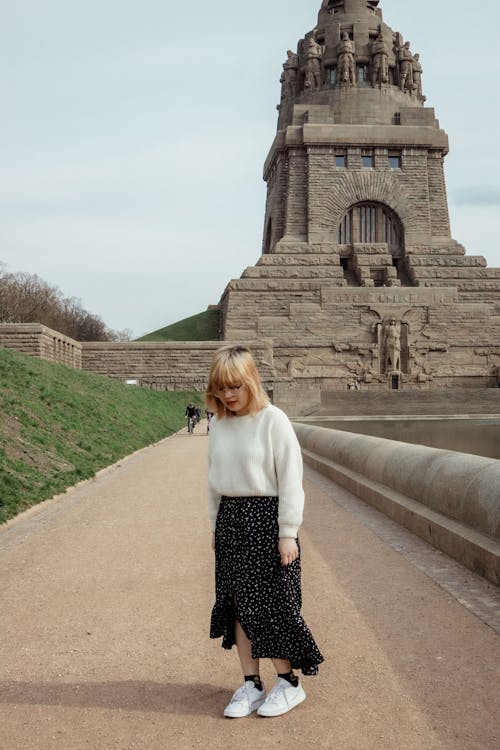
{"left": 206, "top": 345, "right": 269, "bottom": 419}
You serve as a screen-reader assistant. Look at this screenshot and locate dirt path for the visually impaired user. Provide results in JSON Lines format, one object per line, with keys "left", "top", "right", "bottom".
{"left": 0, "top": 424, "right": 499, "bottom": 750}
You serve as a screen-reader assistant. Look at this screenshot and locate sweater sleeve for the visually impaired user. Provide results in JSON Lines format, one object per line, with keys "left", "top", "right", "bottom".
{"left": 271, "top": 410, "right": 305, "bottom": 538}
{"left": 208, "top": 486, "right": 221, "bottom": 532}
{"left": 207, "top": 418, "right": 221, "bottom": 532}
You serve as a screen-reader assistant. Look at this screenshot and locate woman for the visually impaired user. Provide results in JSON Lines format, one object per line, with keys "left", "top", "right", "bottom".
{"left": 206, "top": 345, "right": 323, "bottom": 718}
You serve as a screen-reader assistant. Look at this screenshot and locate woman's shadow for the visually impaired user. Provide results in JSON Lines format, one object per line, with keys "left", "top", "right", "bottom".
{"left": 0, "top": 680, "right": 226, "bottom": 716}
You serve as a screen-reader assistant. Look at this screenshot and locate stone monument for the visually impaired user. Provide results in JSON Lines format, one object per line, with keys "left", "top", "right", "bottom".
{"left": 2, "top": 0, "right": 499, "bottom": 413}
{"left": 215, "top": 0, "right": 500, "bottom": 412}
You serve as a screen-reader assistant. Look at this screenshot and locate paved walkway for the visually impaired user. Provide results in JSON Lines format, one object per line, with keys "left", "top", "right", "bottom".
{"left": 0, "top": 424, "right": 499, "bottom": 750}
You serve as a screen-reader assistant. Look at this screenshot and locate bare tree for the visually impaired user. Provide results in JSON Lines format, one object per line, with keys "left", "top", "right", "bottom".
{"left": 0, "top": 262, "right": 127, "bottom": 341}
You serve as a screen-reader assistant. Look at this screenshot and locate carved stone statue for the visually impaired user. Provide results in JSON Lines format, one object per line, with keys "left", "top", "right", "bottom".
{"left": 304, "top": 36, "right": 323, "bottom": 91}
{"left": 279, "top": 70, "right": 286, "bottom": 102}
{"left": 337, "top": 32, "right": 356, "bottom": 86}
{"left": 383, "top": 318, "right": 401, "bottom": 372}
{"left": 397, "top": 40, "right": 414, "bottom": 92}
{"left": 412, "top": 53, "right": 423, "bottom": 98}
{"left": 282, "top": 50, "right": 299, "bottom": 100}
{"left": 370, "top": 30, "right": 389, "bottom": 86}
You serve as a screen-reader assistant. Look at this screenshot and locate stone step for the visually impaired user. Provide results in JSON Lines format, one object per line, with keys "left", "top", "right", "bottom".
{"left": 257, "top": 255, "right": 341, "bottom": 267}
{"left": 411, "top": 268, "right": 500, "bottom": 280}
{"left": 408, "top": 256, "right": 487, "bottom": 268}
{"left": 242, "top": 266, "right": 344, "bottom": 279}
{"left": 406, "top": 243, "right": 467, "bottom": 256}
{"left": 317, "top": 389, "right": 500, "bottom": 416}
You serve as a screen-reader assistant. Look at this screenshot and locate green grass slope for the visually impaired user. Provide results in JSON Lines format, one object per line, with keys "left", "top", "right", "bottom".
{"left": 137, "top": 309, "right": 220, "bottom": 341}
{"left": 0, "top": 348, "right": 203, "bottom": 523}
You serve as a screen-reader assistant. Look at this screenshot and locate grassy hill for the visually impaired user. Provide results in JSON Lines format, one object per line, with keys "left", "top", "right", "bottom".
{"left": 0, "top": 348, "right": 203, "bottom": 524}
{"left": 137, "top": 309, "right": 220, "bottom": 342}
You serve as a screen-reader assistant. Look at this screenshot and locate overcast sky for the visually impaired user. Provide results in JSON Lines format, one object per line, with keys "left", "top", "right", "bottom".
{"left": 2, "top": 0, "right": 499, "bottom": 337}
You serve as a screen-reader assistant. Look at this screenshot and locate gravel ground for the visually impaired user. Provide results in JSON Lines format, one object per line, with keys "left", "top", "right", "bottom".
{"left": 0, "top": 424, "right": 498, "bottom": 750}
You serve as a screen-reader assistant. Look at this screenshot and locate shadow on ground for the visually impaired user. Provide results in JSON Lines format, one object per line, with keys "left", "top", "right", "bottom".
{"left": 0, "top": 681, "right": 226, "bottom": 716}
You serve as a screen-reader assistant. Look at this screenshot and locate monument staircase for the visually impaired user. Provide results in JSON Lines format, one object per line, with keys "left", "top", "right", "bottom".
{"left": 217, "top": 0, "right": 500, "bottom": 414}
{"left": 313, "top": 388, "right": 500, "bottom": 417}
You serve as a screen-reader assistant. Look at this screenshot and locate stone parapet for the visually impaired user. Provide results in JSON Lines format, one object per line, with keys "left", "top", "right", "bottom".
{"left": 81, "top": 340, "right": 275, "bottom": 391}
{"left": 294, "top": 423, "right": 500, "bottom": 585}
{"left": 0, "top": 324, "right": 82, "bottom": 369}
{"left": 317, "top": 389, "right": 500, "bottom": 417}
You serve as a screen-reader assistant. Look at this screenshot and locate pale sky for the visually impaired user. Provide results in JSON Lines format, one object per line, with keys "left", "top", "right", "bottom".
{"left": 1, "top": 0, "right": 499, "bottom": 337}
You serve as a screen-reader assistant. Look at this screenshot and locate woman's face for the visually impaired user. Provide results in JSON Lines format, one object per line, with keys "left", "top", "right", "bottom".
{"left": 216, "top": 383, "right": 251, "bottom": 416}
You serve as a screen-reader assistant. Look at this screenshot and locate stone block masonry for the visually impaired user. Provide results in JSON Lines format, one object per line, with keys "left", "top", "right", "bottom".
{"left": 217, "top": 0, "right": 500, "bottom": 410}
{"left": 0, "top": 324, "right": 82, "bottom": 369}
{"left": 294, "top": 422, "right": 500, "bottom": 586}
{"left": 80, "top": 340, "right": 275, "bottom": 392}
{"left": 1, "top": 0, "right": 500, "bottom": 417}
{"left": 0, "top": 326, "right": 276, "bottom": 396}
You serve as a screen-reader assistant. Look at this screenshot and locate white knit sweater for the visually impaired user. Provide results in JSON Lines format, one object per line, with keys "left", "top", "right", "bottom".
{"left": 207, "top": 404, "right": 304, "bottom": 538}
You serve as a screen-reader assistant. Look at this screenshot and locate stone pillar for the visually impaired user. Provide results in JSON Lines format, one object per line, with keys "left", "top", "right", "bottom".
{"left": 262, "top": 157, "right": 288, "bottom": 253}
{"left": 284, "top": 148, "right": 308, "bottom": 240}
{"left": 427, "top": 151, "right": 451, "bottom": 239}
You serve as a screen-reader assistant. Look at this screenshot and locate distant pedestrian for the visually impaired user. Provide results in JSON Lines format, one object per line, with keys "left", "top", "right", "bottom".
{"left": 206, "top": 345, "right": 323, "bottom": 719}
{"left": 185, "top": 403, "right": 197, "bottom": 434}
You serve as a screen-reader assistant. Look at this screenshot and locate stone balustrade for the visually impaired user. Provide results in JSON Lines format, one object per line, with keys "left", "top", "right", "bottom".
{"left": 0, "top": 324, "right": 82, "bottom": 369}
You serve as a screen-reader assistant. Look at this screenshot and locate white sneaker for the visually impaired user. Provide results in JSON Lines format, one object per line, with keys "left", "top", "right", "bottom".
{"left": 257, "top": 677, "right": 306, "bottom": 717}
{"left": 223, "top": 680, "right": 267, "bottom": 718}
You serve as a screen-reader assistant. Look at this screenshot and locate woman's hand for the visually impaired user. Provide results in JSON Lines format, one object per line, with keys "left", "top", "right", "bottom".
{"left": 279, "top": 537, "right": 299, "bottom": 566}
{"left": 211, "top": 533, "right": 215, "bottom": 552}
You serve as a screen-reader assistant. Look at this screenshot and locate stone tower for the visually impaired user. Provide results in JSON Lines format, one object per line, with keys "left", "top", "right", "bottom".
{"left": 218, "top": 0, "right": 500, "bottom": 412}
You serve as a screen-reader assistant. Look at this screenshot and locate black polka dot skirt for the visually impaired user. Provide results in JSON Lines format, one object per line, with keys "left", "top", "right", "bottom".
{"left": 210, "top": 496, "right": 324, "bottom": 676}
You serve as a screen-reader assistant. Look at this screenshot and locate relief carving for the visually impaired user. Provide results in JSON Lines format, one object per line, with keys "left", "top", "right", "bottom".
{"left": 383, "top": 317, "right": 401, "bottom": 372}
{"left": 410, "top": 350, "right": 435, "bottom": 382}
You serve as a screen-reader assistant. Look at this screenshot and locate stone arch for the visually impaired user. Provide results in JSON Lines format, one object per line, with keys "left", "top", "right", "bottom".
{"left": 338, "top": 201, "right": 403, "bottom": 253}
{"left": 318, "top": 171, "right": 422, "bottom": 244}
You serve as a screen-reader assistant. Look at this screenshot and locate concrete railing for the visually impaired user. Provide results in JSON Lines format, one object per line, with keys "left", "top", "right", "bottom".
{"left": 293, "top": 423, "right": 500, "bottom": 585}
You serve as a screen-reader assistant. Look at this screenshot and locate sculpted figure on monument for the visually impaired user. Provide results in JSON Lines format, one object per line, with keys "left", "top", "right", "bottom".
{"left": 383, "top": 318, "right": 401, "bottom": 372}
{"left": 397, "top": 40, "right": 414, "bottom": 92}
{"left": 282, "top": 50, "right": 299, "bottom": 100}
{"left": 412, "top": 53, "right": 423, "bottom": 98}
{"left": 304, "top": 36, "right": 323, "bottom": 91}
{"left": 279, "top": 70, "right": 286, "bottom": 103}
{"left": 370, "top": 30, "right": 389, "bottom": 86}
{"left": 337, "top": 32, "right": 356, "bottom": 86}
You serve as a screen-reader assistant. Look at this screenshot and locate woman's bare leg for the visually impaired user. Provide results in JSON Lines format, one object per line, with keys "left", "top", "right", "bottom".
{"left": 235, "top": 620, "right": 260, "bottom": 676}
{"left": 235, "top": 622, "right": 295, "bottom": 680}
{"left": 271, "top": 658, "right": 293, "bottom": 675}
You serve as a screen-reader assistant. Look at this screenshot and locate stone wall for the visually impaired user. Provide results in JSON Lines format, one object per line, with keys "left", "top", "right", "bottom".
{"left": 0, "top": 324, "right": 82, "bottom": 369}
{"left": 0, "top": 325, "right": 276, "bottom": 396}
{"left": 294, "top": 422, "right": 500, "bottom": 585}
{"left": 81, "top": 339, "right": 275, "bottom": 392}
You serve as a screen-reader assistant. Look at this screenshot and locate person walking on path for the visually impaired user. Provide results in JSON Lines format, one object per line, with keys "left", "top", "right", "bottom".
{"left": 185, "top": 402, "right": 197, "bottom": 434}
{"left": 206, "top": 345, "right": 323, "bottom": 719}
